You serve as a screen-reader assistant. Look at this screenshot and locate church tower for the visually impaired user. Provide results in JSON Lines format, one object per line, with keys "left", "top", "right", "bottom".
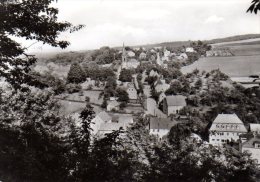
{"left": 121, "top": 43, "right": 127, "bottom": 69}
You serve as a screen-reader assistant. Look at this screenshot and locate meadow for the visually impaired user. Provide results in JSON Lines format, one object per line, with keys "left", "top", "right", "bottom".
{"left": 181, "top": 39, "right": 260, "bottom": 76}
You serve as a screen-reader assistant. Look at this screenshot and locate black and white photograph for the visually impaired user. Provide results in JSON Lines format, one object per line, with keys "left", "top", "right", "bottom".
{"left": 0, "top": 0, "right": 260, "bottom": 181}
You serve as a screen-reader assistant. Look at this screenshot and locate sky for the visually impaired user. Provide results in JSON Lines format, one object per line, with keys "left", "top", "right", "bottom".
{"left": 23, "top": 0, "right": 260, "bottom": 53}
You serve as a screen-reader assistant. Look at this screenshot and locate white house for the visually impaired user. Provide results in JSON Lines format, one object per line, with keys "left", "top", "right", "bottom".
{"left": 148, "top": 118, "right": 175, "bottom": 139}
{"left": 107, "top": 100, "right": 120, "bottom": 111}
{"left": 155, "top": 79, "right": 170, "bottom": 93}
{"left": 139, "top": 52, "right": 146, "bottom": 60}
{"left": 163, "top": 95, "right": 186, "bottom": 116}
{"left": 127, "top": 51, "right": 136, "bottom": 57}
{"left": 126, "top": 83, "right": 138, "bottom": 100}
{"left": 177, "top": 53, "right": 188, "bottom": 60}
{"left": 241, "top": 137, "right": 260, "bottom": 164}
{"left": 209, "top": 114, "right": 248, "bottom": 146}
{"left": 156, "top": 52, "right": 163, "bottom": 66}
{"left": 126, "top": 59, "right": 140, "bottom": 69}
{"left": 91, "top": 111, "right": 112, "bottom": 135}
{"left": 185, "top": 47, "right": 195, "bottom": 53}
{"left": 149, "top": 70, "right": 159, "bottom": 77}
{"left": 143, "top": 84, "right": 151, "bottom": 98}
{"left": 250, "top": 123, "right": 260, "bottom": 134}
{"left": 158, "top": 92, "right": 166, "bottom": 103}
{"left": 145, "top": 98, "right": 157, "bottom": 115}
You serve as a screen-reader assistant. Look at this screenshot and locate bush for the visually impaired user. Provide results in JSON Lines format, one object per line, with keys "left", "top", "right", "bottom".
{"left": 66, "top": 83, "right": 82, "bottom": 94}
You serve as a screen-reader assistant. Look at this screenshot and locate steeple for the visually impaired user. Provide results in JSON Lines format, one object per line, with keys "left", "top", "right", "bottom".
{"left": 121, "top": 42, "right": 127, "bottom": 69}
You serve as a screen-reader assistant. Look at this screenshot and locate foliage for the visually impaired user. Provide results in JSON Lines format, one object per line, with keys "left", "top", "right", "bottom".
{"left": 119, "top": 69, "right": 133, "bottom": 82}
{"left": 116, "top": 88, "right": 129, "bottom": 103}
{"left": 66, "top": 83, "right": 82, "bottom": 94}
{"left": 83, "top": 62, "right": 115, "bottom": 82}
{"left": 0, "top": 88, "right": 71, "bottom": 181}
{"left": 0, "top": 0, "right": 83, "bottom": 89}
{"left": 92, "top": 47, "right": 116, "bottom": 65}
{"left": 67, "top": 63, "right": 86, "bottom": 84}
{"left": 247, "top": 0, "right": 260, "bottom": 14}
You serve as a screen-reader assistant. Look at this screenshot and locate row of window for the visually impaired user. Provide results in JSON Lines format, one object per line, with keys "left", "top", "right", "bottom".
{"left": 216, "top": 124, "right": 239, "bottom": 129}
{"left": 211, "top": 139, "right": 229, "bottom": 143}
{"left": 213, "top": 132, "right": 240, "bottom": 136}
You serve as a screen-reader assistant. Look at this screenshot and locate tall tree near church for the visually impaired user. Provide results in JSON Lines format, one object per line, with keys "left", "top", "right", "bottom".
{"left": 67, "top": 63, "right": 86, "bottom": 83}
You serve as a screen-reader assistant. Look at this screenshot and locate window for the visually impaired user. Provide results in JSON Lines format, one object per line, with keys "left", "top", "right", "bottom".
{"left": 217, "top": 139, "right": 220, "bottom": 141}
{"left": 212, "top": 139, "right": 215, "bottom": 141}
{"left": 221, "top": 139, "right": 225, "bottom": 142}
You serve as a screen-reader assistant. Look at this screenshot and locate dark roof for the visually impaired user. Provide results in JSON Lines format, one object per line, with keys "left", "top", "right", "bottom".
{"left": 242, "top": 137, "right": 260, "bottom": 148}
{"left": 166, "top": 95, "right": 186, "bottom": 106}
{"left": 149, "top": 117, "right": 176, "bottom": 130}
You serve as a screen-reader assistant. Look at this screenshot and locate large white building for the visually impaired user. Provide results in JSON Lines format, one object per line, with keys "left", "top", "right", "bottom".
{"left": 209, "top": 114, "right": 247, "bottom": 146}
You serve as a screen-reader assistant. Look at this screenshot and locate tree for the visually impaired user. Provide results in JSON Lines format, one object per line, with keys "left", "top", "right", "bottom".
{"left": 68, "top": 104, "right": 95, "bottom": 180}
{"left": 0, "top": 0, "right": 84, "bottom": 89}
{"left": 247, "top": 0, "right": 260, "bottom": 14}
{"left": 0, "top": 88, "right": 72, "bottom": 181}
{"left": 116, "top": 88, "right": 129, "bottom": 103}
{"left": 67, "top": 63, "right": 86, "bottom": 83}
{"left": 119, "top": 69, "right": 133, "bottom": 82}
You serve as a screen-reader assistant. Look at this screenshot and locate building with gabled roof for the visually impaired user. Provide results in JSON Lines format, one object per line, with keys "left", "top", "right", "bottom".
{"left": 97, "top": 115, "right": 133, "bottom": 136}
{"left": 155, "top": 79, "right": 170, "bottom": 93}
{"left": 241, "top": 136, "right": 260, "bottom": 164}
{"left": 148, "top": 117, "right": 176, "bottom": 139}
{"left": 250, "top": 123, "right": 260, "bottom": 134}
{"left": 107, "top": 100, "right": 120, "bottom": 112}
{"left": 162, "top": 95, "right": 186, "bottom": 116}
{"left": 91, "top": 111, "right": 112, "bottom": 135}
{"left": 209, "top": 113, "right": 247, "bottom": 146}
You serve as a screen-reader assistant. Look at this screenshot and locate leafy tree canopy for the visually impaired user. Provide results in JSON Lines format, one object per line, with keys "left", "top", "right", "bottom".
{"left": 0, "top": 0, "right": 84, "bottom": 89}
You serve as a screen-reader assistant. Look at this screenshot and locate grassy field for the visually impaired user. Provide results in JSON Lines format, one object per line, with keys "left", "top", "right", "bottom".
{"left": 181, "top": 39, "right": 260, "bottom": 77}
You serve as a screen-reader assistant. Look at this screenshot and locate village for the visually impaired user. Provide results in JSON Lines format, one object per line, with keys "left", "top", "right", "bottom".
{"left": 49, "top": 41, "right": 260, "bottom": 165}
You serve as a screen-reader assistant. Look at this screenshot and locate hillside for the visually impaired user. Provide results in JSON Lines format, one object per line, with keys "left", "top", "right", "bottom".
{"left": 36, "top": 34, "right": 260, "bottom": 65}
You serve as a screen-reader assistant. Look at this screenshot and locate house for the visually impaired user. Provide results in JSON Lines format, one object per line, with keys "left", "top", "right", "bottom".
{"left": 209, "top": 114, "right": 247, "bottom": 146}
{"left": 241, "top": 136, "right": 260, "bottom": 164}
{"left": 107, "top": 100, "right": 120, "bottom": 111}
{"left": 139, "top": 52, "right": 146, "bottom": 60}
{"left": 177, "top": 53, "right": 188, "bottom": 60}
{"left": 164, "top": 49, "right": 171, "bottom": 57}
{"left": 156, "top": 52, "right": 163, "bottom": 65}
{"left": 127, "top": 51, "right": 135, "bottom": 57}
{"left": 155, "top": 79, "right": 170, "bottom": 93}
{"left": 118, "top": 115, "right": 134, "bottom": 124}
{"left": 149, "top": 70, "right": 159, "bottom": 77}
{"left": 158, "top": 92, "right": 166, "bottom": 103}
{"left": 97, "top": 122, "right": 126, "bottom": 136}
{"left": 126, "top": 83, "right": 138, "bottom": 100}
{"left": 163, "top": 95, "right": 186, "bottom": 116}
{"left": 145, "top": 98, "right": 167, "bottom": 118}
{"left": 97, "top": 115, "right": 133, "bottom": 136}
{"left": 91, "top": 111, "right": 112, "bottom": 135}
{"left": 126, "top": 58, "right": 140, "bottom": 69}
{"left": 148, "top": 117, "right": 176, "bottom": 139}
{"left": 250, "top": 123, "right": 260, "bottom": 134}
{"left": 143, "top": 84, "right": 151, "bottom": 98}
{"left": 145, "top": 98, "right": 157, "bottom": 115}
{"left": 185, "top": 47, "right": 195, "bottom": 53}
